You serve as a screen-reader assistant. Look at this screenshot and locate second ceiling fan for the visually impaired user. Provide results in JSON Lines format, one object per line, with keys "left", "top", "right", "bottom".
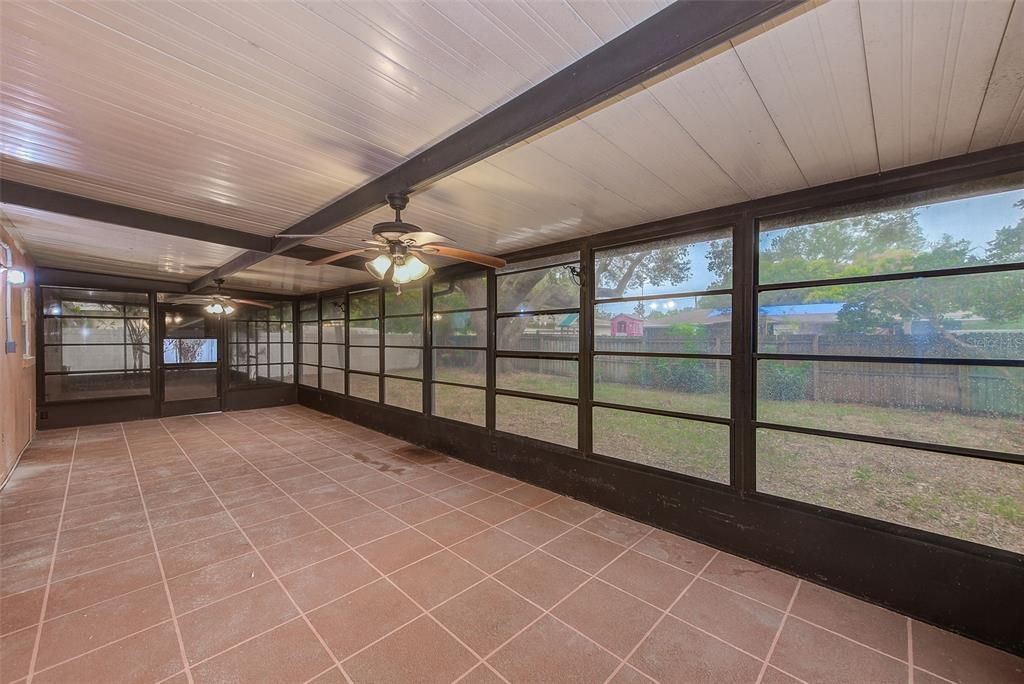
{"left": 278, "top": 193, "right": 505, "bottom": 289}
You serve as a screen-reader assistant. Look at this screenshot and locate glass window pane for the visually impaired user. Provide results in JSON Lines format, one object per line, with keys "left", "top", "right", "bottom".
{"left": 384, "top": 317, "right": 423, "bottom": 346}
{"left": 756, "top": 360, "right": 1023, "bottom": 455}
{"left": 759, "top": 178, "right": 1024, "bottom": 286}
{"left": 299, "top": 365, "right": 318, "bottom": 387}
{"left": 321, "top": 295, "right": 345, "bottom": 321}
{"left": 349, "top": 291, "right": 379, "bottom": 319}
{"left": 164, "top": 312, "right": 214, "bottom": 338}
{"left": 43, "top": 287, "right": 145, "bottom": 316}
{"left": 593, "top": 407, "right": 729, "bottom": 484}
{"left": 432, "top": 384, "right": 486, "bottom": 426}
{"left": 495, "top": 396, "right": 577, "bottom": 448}
{"left": 321, "top": 320, "right": 345, "bottom": 344}
{"left": 757, "top": 272, "right": 1024, "bottom": 360}
{"left": 385, "top": 287, "right": 423, "bottom": 316}
{"left": 349, "top": 373, "right": 379, "bottom": 402}
{"left": 300, "top": 322, "right": 318, "bottom": 343}
{"left": 299, "top": 299, "right": 318, "bottom": 321}
{"left": 322, "top": 367, "right": 345, "bottom": 394}
{"left": 497, "top": 264, "right": 580, "bottom": 313}
{"left": 349, "top": 320, "right": 380, "bottom": 346}
{"left": 497, "top": 314, "right": 579, "bottom": 353}
{"left": 496, "top": 358, "right": 577, "bottom": 398}
{"left": 164, "top": 368, "right": 218, "bottom": 401}
{"left": 45, "top": 345, "right": 149, "bottom": 372}
{"left": 594, "top": 295, "right": 731, "bottom": 355}
{"left": 433, "top": 311, "right": 486, "bottom": 347}
{"left": 385, "top": 349, "right": 422, "bottom": 378}
{"left": 433, "top": 274, "right": 487, "bottom": 312}
{"left": 300, "top": 343, "right": 319, "bottom": 365}
{"left": 433, "top": 349, "right": 485, "bottom": 386}
{"left": 350, "top": 348, "right": 380, "bottom": 373}
{"left": 44, "top": 371, "right": 150, "bottom": 402}
{"left": 756, "top": 429, "right": 1024, "bottom": 554}
{"left": 44, "top": 318, "right": 125, "bottom": 344}
{"left": 162, "top": 339, "right": 217, "bottom": 364}
{"left": 386, "top": 378, "right": 422, "bottom": 412}
{"left": 594, "top": 356, "right": 730, "bottom": 418}
{"left": 595, "top": 230, "right": 732, "bottom": 299}
{"left": 321, "top": 344, "right": 345, "bottom": 369}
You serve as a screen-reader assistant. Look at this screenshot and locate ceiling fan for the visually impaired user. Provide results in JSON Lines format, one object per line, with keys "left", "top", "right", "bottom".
{"left": 276, "top": 193, "right": 506, "bottom": 288}
{"left": 172, "top": 279, "right": 273, "bottom": 315}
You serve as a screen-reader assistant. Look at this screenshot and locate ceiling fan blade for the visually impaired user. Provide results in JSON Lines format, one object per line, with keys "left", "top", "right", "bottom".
{"left": 424, "top": 245, "right": 506, "bottom": 269}
{"left": 401, "top": 231, "right": 452, "bottom": 247}
{"left": 231, "top": 299, "right": 274, "bottom": 309}
{"left": 306, "top": 248, "right": 372, "bottom": 267}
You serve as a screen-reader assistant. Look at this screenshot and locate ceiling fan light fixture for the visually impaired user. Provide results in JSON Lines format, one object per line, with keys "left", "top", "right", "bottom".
{"left": 223, "top": 305, "right": 235, "bottom": 315}
{"left": 366, "top": 253, "right": 393, "bottom": 280}
{"left": 391, "top": 255, "right": 429, "bottom": 285}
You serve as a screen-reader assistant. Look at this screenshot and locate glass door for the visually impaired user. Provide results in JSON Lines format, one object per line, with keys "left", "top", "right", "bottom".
{"left": 159, "top": 304, "right": 222, "bottom": 416}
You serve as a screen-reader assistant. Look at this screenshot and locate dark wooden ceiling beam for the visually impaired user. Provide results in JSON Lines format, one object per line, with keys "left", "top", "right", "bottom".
{"left": 188, "top": 0, "right": 804, "bottom": 292}
{"left": 0, "top": 179, "right": 360, "bottom": 269}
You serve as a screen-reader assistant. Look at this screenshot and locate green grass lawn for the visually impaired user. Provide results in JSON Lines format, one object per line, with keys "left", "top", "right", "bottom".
{"left": 387, "top": 368, "right": 1024, "bottom": 554}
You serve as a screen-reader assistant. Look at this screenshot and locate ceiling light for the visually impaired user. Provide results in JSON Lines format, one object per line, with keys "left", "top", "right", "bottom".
{"left": 391, "top": 255, "right": 429, "bottom": 285}
{"left": 365, "top": 254, "right": 392, "bottom": 280}
{"left": 223, "top": 305, "right": 235, "bottom": 315}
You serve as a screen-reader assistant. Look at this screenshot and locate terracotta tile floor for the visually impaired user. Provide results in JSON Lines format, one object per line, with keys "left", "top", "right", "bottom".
{"left": 1, "top": 406, "right": 1021, "bottom": 684}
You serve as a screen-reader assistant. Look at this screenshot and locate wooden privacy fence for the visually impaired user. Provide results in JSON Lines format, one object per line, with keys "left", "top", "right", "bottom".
{"left": 443, "top": 331, "right": 1024, "bottom": 416}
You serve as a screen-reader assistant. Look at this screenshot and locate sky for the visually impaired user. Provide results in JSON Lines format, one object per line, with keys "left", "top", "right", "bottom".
{"left": 596, "top": 187, "right": 1023, "bottom": 315}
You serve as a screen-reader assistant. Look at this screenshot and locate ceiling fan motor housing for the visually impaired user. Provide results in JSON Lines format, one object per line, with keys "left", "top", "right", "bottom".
{"left": 371, "top": 220, "right": 421, "bottom": 242}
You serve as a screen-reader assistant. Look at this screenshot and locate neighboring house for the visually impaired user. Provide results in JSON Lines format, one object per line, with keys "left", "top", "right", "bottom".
{"left": 609, "top": 314, "right": 644, "bottom": 337}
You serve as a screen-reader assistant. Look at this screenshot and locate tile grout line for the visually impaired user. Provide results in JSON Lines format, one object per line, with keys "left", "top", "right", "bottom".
{"left": 261, "top": 408, "right": 813, "bottom": 680}
{"left": 248, "top": 414, "right": 637, "bottom": 669}
{"left": 12, "top": 409, "right": 972, "bottom": 684}
{"left": 215, "top": 412, "right": 511, "bottom": 684}
{"left": 602, "top": 549, "right": 720, "bottom": 684}
{"left": 755, "top": 579, "right": 802, "bottom": 684}
{"left": 156, "top": 418, "right": 357, "bottom": 684}
{"left": 907, "top": 619, "right": 914, "bottom": 684}
{"left": 120, "top": 422, "right": 195, "bottom": 684}
{"left": 24, "top": 427, "right": 79, "bottom": 684}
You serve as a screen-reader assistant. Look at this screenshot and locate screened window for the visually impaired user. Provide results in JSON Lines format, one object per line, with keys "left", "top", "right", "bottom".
{"left": 320, "top": 295, "right": 345, "bottom": 394}
{"left": 384, "top": 287, "right": 423, "bottom": 412}
{"left": 431, "top": 273, "right": 487, "bottom": 426}
{"left": 227, "top": 302, "right": 294, "bottom": 388}
{"left": 495, "top": 254, "right": 580, "bottom": 447}
{"left": 298, "top": 297, "right": 318, "bottom": 388}
{"left": 754, "top": 176, "right": 1024, "bottom": 553}
{"left": 348, "top": 289, "right": 381, "bottom": 402}
{"left": 591, "top": 230, "right": 733, "bottom": 483}
{"left": 41, "top": 287, "right": 151, "bottom": 402}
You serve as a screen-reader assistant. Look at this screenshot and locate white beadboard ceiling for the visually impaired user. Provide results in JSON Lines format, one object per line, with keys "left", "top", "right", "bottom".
{"left": 307, "top": 0, "right": 1023, "bottom": 262}
{"left": 0, "top": 204, "right": 245, "bottom": 282}
{"left": 1, "top": 0, "right": 1022, "bottom": 293}
{"left": 222, "top": 255, "right": 366, "bottom": 295}
{"left": 0, "top": 0, "right": 669, "bottom": 235}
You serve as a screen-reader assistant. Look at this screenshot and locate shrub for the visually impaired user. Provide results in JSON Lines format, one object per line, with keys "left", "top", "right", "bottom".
{"left": 759, "top": 362, "right": 811, "bottom": 401}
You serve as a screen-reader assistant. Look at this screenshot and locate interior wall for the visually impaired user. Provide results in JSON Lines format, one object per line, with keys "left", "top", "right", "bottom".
{"left": 0, "top": 222, "right": 36, "bottom": 484}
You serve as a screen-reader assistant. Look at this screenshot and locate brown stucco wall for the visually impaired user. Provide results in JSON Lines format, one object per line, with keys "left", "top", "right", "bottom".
{"left": 0, "top": 223, "right": 35, "bottom": 485}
